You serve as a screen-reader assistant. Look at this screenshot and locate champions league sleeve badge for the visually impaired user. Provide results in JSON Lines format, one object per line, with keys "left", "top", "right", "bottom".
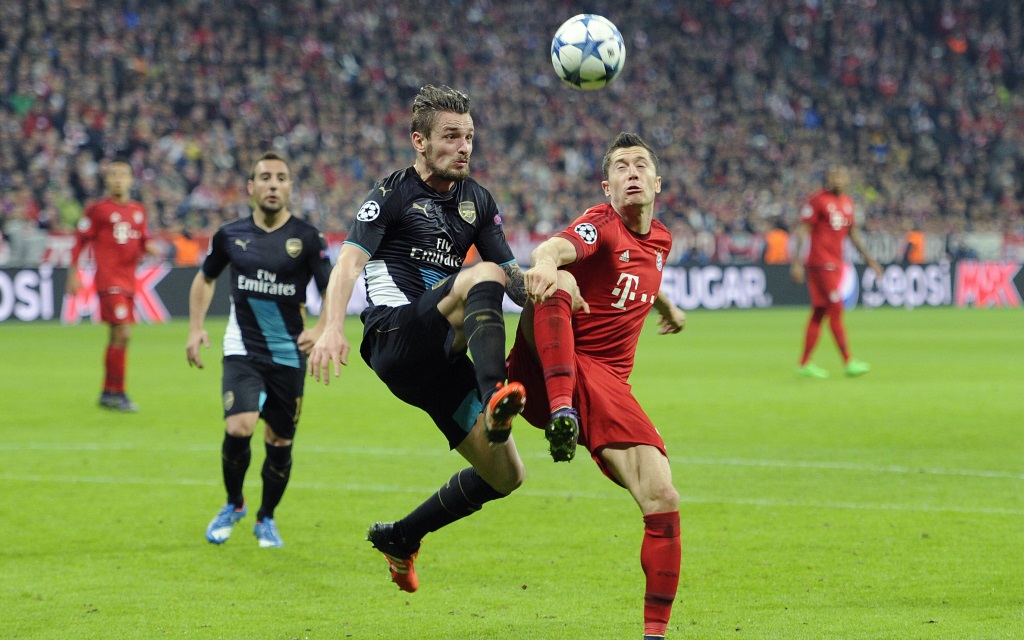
{"left": 356, "top": 201, "right": 381, "bottom": 222}
{"left": 574, "top": 223, "right": 598, "bottom": 245}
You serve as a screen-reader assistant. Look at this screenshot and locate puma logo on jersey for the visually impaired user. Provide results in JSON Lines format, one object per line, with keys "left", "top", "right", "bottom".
{"left": 377, "top": 186, "right": 392, "bottom": 197}
{"left": 412, "top": 202, "right": 429, "bottom": 216}
{"left": 235, "top": 239, "right": 251, "bottom": 251}
{"left": 619, "top": 250, "right": 630, "bottom": 262}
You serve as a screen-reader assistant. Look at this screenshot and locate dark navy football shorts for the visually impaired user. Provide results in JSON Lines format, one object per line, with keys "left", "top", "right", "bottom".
{"left": 359, "top": 277, "right": 482, "bottom": 449}
{"left": 221, "top": 356, "right": 305, "bottom": 440}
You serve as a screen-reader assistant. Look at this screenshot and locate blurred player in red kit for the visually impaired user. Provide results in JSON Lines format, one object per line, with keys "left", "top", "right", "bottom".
{"left": 790, "top": 166, "right": 883, "bottom": 378}
{"left": 506, "top": 132, "right": 687, "bottom": 640}
{"left": 68, "top": 159, "right": 156, "bottom": 411}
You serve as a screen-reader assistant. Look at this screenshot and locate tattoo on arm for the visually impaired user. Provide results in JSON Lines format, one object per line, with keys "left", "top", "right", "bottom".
{"left": 503, "top": 262, "right": 528, "bottom": 308}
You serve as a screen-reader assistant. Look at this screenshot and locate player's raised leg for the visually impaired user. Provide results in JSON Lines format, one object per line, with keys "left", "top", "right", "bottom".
{"left": 442, "top": 262, "right": 527, "bottom": 443}
{"left": 528, "top": 272, "right": 582, "bottom": 461}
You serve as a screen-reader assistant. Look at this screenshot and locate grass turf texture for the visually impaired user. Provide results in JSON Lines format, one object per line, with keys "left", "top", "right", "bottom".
{"left": 1, "top": 307, "right": 1022, "bottom": 639}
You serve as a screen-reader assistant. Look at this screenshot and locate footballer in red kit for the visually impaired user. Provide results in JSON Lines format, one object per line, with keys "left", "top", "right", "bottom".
{"left": 506, "top": 133, "right": 687, "bottom": 640}
{"left": 68, "top": 159, "right": 155, "bottom": 411}
{"left": 512, "top": 202, "right": 672, "bottom": 452}
{"left": 790, "top": 166, "right": 882, "bottom": 379}
{"left": 800, "top": 187, "right": 853, "bottom": 308}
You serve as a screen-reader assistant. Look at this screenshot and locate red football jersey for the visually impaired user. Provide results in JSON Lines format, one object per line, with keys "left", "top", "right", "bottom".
{"left": 72, "top": 198, "right": 150, "bottom": 294}
{"left": 556, "top": 204, "right": 672, "bottom": 381}
{"left": 799, "top": 189, "right": 855, "bottom": 268}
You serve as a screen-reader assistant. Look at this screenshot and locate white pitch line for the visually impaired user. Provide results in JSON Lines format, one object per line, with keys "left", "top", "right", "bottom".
{"left": 3, "top": 442, "right": 1023, "bottom": 480}
{"left": 673, "top": 456, "right": 1024, "bottom": 481}
{"left": 1, "top": 473, "right": 1022, "bottom": 516}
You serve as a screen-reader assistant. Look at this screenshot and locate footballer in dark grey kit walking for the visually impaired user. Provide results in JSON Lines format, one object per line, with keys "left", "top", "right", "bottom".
{"left": 187, "top": 151, "right": 333, "bottom": 548}
{"left": 309, "top": 85, "right": 528, "bottom": 592}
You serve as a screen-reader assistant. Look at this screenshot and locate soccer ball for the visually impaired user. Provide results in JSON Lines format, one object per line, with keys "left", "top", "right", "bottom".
{"left": 550, "top": 14, "right": 626, "bottom": 90}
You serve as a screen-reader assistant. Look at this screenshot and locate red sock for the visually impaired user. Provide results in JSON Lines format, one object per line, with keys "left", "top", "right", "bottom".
{"left": 827, "top": 301, "right": 850, "bottom": 363}
{"left": 641, "top": 511, "right": 681, "bottom": 637}
{"left": 533, "top": 290, "right": 574, "bottom": 412}
{"left": 800, "top": 307, "right": 826, "bottom": 365}
{"left": 104, "top": 345, "right": 126, "bottom": 394}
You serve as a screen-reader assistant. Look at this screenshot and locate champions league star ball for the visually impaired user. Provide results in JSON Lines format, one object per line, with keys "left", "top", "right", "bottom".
{"left": 550, "top": 14, "right": 626, "bottom": 90}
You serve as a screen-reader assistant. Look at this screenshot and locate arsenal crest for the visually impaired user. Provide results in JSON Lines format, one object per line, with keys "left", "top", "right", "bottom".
{"left": 286, "top": 238, "right": 302, "bottom": 258}
{"left": 458, "top": 201, "right": 477, "bottom": 224}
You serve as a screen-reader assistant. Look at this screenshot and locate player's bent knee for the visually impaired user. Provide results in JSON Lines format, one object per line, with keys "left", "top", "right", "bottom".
{"left": 463, "top": 261, "right": 506, "bottom": 287}
{"left": 507, "top": 464, "right": 526, "bottom": 493}
{"left": 554, "top": 269, "right": 579, "bottom": 295}
{"left": 225, "top": 412, "right": 259, "bottom": 437}
{"left": 640, "top": 482, "right": 680, "bottom": 514}
{"left": 488, "top": 458, "right": 525, "bottom": 496}
{"left": 493, "top": 472, "right": 524, "bottom": 496}
{"left": 655, "top": 484, "right": 680, "bottom": 512}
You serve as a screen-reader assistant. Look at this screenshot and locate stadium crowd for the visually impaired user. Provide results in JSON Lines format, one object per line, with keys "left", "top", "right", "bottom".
{"left": 2, "top": 0, "right": 1023, "bottom": 266}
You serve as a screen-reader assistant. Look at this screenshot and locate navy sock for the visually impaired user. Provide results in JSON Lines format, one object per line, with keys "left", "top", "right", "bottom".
{"left": 257, "top": 442, "right": 293, "bottom": 521}
{"left": 396, "top": 468, "right": 505, "bottom": 544}
{"left": 221, "top": 433, "right": 251, "bottom": 508}
{"left": 463, "top": 281, "right": 508, "bottom": 403}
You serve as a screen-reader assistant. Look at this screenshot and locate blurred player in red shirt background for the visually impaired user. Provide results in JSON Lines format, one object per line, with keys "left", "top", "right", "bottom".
{"left": 790, "top": 166, "right": 883, "bottom": 379}
{"left": 68, "top": 159, "right": 156, "bottom": 411}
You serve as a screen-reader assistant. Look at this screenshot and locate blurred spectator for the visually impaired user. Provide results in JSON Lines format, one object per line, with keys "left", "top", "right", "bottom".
{"left": 1, "top": 179, "right": 47, "bottom": 265}
{"left": 903, "top": 223, "right": 926, "bottom": 265}
{"left": 763, "top": 219, "right": 791, "bottom": 265}
{"left": 0, "top": 0, "right": 1021, "bottom": 264}
{"left": 168, "top": 222, "right": 203, "bottom": 267}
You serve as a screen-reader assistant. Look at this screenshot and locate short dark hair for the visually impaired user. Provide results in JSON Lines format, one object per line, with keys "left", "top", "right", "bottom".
{"left": 410, "top": 85, "right": 471, "bottom": 137}
{"left": 601, "top": 132, "right": 660, "bottom": 178}
{"left": 250, "top": 151, "right": 291, "bottom": 180}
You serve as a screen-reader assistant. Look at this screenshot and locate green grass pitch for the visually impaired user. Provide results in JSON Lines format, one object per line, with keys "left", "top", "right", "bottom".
{"left": 2, "top": 307, "right": 1022, "bottom": 639}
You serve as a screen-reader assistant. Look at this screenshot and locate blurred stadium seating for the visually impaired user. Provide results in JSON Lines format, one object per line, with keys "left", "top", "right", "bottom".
{"left": 2, "top": 0, "right": 1022, "bottom": 266}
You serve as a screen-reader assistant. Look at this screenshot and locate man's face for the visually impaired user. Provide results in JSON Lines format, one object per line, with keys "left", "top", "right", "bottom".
{"left": 420, "top": 112, "right": 474, "bottom": 182}
{"left": 602, "top": 146, "right": 661, "bottom": 211}
{"left": 826, "top": 167, "right": 850, "bottom": 193}
{"left": 106, "top": 163, "right": 133, "bottom": 198}
{"left": 248, "top": 159, "right": 292, "bottom": 214}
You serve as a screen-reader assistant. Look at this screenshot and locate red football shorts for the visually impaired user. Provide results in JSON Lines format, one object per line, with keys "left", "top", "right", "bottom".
{"left": 806, "top": 266, "right": 841, "bottom": 308}
{"left": 506, "top": 327, "right": 667, "bottom": 483}
{"left": 99, "top": 292, "right": 136, "bottom": 324}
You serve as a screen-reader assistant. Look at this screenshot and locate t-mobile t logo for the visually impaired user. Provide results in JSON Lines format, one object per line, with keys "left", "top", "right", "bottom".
{"left": 611, "top": 272, "right": 642, "bottom": 309}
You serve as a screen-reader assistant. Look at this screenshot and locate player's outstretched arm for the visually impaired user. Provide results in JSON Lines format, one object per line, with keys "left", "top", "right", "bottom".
{"left": 186, "top": 272, "right": 216, "bottom": 368}
{"left": 525, "top": 236, "right": 578, "bottom": 303}
{"left": 308, "top": 244, "right": 369, "bottom": 385}
{"left": 502, "top": 261, "right": 528, "bottom": 308}
{"left": 653, "top": 292, "right": 686, "bottom": 335}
